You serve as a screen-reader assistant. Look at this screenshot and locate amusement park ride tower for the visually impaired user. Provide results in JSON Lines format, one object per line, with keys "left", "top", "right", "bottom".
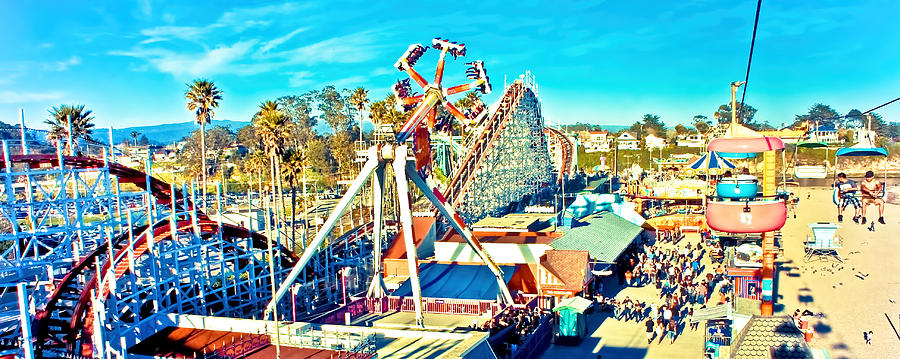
{"left": 705, "top": 81, "right": 787, "bottom": 316}
{"left": 266, "top": 38, "right": 514, "bottom": 326}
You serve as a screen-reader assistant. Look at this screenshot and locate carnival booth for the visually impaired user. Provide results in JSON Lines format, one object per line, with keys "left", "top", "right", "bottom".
{"left": 552, "top": 296, "right": 592, "bottom": 344}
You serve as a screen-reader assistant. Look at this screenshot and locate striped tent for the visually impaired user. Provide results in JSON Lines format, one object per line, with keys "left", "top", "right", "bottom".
{"left": 688, "top": 151, "right": 736, "bottom": 170}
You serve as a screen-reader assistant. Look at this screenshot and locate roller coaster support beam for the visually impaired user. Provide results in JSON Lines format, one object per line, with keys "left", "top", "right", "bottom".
{"left": 393, "top": 145, "right": 425, "bottom": 326}
{"left": 404, "top": 158, "right": 515, "bottom": 306}
{"left": 17, "top": 283, "right": 34, "bottom": 359}
{"left": 265, "top": 147, "right": 380, "bottom": 319}
{"left": 366, "top": 164, "right": 387, "bottom": 298}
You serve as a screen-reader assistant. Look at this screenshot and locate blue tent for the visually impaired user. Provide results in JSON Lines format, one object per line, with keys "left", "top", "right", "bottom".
{"left": 393, "top": 263, "right": 516, "bottom": 300}
{"left": 836, "top": 147, "right": 888, "bottom": 157}
{"left": 688, "top": 151, "right": 737, "bottom": 170}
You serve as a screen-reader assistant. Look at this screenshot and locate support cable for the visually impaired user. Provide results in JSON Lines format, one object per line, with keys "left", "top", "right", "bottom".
{"left": 738, "top": 0, "right": 763, "bottom": 114}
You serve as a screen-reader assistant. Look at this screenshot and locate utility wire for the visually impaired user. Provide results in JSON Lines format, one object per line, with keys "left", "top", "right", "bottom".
{"left": 738, "top": 0, "right": 763, "bottom": 113}
{"left": 861, "top": 96, "right": 900, "bottom": 115}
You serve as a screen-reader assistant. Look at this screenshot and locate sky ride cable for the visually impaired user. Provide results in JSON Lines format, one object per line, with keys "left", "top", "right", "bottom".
{"left": 738, "top": 0, "right": 763, "bottom": 114}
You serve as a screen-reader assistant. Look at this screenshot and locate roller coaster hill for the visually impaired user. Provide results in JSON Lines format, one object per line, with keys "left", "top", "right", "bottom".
{"left": 0, "top": 40, "right": 577, "bottom": 359}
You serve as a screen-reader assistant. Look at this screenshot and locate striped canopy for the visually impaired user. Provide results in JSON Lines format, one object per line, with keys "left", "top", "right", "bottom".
{"left": 688, "top": 151, "right": 736, "bottom": 170}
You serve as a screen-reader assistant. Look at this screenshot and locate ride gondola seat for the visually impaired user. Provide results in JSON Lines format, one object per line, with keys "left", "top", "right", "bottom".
{"left": 716, "top": 176, "right": 759, "bottom": 199}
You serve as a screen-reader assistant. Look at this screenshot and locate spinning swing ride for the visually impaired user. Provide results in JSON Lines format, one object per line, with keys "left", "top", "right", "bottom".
{"left": 266, "top": 38, "right": 517, "bottom": 327}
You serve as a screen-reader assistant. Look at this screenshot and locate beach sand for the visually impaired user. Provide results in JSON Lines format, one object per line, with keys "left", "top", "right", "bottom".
{"left": 776, "top": 187, "right": 900, "bottom": 358}
{"left": 542, "top": 187, "right": 900, "bottom": 358}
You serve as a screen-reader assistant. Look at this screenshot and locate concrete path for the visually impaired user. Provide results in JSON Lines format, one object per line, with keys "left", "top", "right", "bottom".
{"left": 543, "top": 232, "right": 711, "bottom": 358}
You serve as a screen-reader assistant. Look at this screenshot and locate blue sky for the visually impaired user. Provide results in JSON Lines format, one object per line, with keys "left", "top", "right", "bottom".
{"left": 2, "top": 0, "right": 899, "bottom": 131}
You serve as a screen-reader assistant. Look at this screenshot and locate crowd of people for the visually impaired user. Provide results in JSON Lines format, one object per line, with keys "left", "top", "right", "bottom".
{"left": 477, "top": 306, "right": 548, "bottom": 357}
{"left": 591, "top": 235, "right": 734, "bottom": 345}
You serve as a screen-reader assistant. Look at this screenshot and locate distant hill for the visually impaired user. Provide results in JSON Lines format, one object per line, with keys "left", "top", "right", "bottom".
{"left": 111, "top": 120, "right": 250, "bottom": 145}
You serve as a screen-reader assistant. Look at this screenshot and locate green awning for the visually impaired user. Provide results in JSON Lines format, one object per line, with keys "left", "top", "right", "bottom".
{"left": 551, "top": 212, "right": 643, "bottom": 263}
{"left": 553, "top": 296, "right": 593, "bottom": 314}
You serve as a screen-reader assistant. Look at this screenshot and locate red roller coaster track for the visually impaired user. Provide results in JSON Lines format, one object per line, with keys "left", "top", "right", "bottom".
{"left": 0, "top": 155, "right": 296, "bottom": 358}
{"left": 545, "top": 127, "right": 574, "bottom": 183}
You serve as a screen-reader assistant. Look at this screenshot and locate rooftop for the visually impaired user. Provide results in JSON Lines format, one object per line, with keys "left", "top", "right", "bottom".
{"left": 731, "top": 316, "right": 813, "bottom": 359}
{"left": 540, "top": 250, "right": 589, "bottom": 292}
{"left": 551, "top": 211, "right": 643, "bottom": 263}
{"left": 440, "top": 230, "right": 559, "bottom": 245}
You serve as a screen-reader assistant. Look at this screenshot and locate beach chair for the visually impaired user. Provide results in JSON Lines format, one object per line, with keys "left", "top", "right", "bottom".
{"left": 804, "top": 222, "right": 842, "bottom": 263}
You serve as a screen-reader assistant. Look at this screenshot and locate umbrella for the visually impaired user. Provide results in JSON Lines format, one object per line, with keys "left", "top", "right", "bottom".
{"left": 688, "top": 151, "right": 736, "bottom": 170}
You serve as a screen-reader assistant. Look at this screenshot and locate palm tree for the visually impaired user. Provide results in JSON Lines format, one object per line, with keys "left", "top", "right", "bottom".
{"left": 185, "top": 79, "right": 223, "bottom": 204}
{"left": 254, "top": 101, "right": 295, "bottom": 250}
{"left": 281, "top": 148, "right": 306, "bottom": 251}
{"left": 348, "top": 87, "right": 369, "bottom": 142}
{"left": 45, "top": 104, "right": 95, "bottom": 155}
{"left": 130, "top": 131, "right": 140, "bottom": 146}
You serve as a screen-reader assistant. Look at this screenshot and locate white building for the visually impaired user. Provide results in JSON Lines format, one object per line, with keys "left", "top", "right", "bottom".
{"left": 676, "top": 134, "right": 705, "bottom": 148}
{"left": 811, "top": 124, "right": 841, "bottom": 144}
{"left": 644, "top": 133, "right": 667, "bottom": 149}
{"left": 583, "top": 130, "right": 611, "bottom": 152}
{"left": 616, "top": 132, "right": 639, "bottom": 150}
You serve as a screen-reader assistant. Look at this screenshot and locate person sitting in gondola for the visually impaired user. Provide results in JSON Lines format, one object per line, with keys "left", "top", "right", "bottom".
{"left": 859, "top": 170, "right": 885, "bottom": 224}
{"left": 835, "top": 172, "right": 861, "bottom": 223}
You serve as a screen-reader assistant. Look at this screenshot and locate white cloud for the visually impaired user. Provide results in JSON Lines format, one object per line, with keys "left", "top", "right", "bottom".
{"left": 370, "top": 67, "right": 396, "bottom": 77}
{"left": 115, "top": 40, "right": 259, "bottom": 77}
{"left": 138, "top": 2, "right": 304, "bottom": 44}
{"left": 138, "top": 0, "right": 152, "bottom": 17}
{"left": 55, "top": 56, "right": 81, "bottom": 71}
{"left": 287, "top": 71, "right": 315, "bottom": 87}
{"left": 113, "top": 3, "right": 384, "bottom": 81}
{"left": 0, "top": 91, "right": 65, "bottom": 104}
{"left": 259, "top": 27, "right": 308, "bottom": 54}
{"left": 272, "top": 31, "right": 382, "bottom": 65}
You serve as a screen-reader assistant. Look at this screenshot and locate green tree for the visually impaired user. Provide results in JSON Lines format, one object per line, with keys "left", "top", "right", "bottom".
{"left": 714, "top": 103, "right": 757, "bottom": 125}
{"left": 180, "top": 126, "right": 235, "bottom": 179}
{"left": 629, "top": 114, "right": 666, "bottom": 140}
{"left": 844, "top": 109, "right": 865, "bottom": 129}
{"left": 317, "top": 86, "right": 349, "bottom": 133}
{"left": 692, "top": 115, "right": 711, "bottom": 133}
{"left": 794, "top": 103, "right": 840, "bottom": 128}
{"left": 454, "top": 91, "right": 481, "bottom": 110}
{"left": 236, "top": 125, "right": 258, "bottom": 152}
{"left": 137, "top": 135, "right": 150, "bottom": 146}
{"left": 130, "top": 131, "right": 140, "bottom": 146}
{"left": 379, "top": 94, "right": 411, "bottom": 131}
{"left": 674, "top": 124, "right": 689, "bottom": 135}
{"left": 254, "top": 101, "right": 295, "bottom": 248}
{"left": 281, "top": 148, "right": 305, "bottom": 249}
{"left": 185, "top": 79, "right": 223, "bottom": 197}
{"left": 277, "top": 94, "right": 317, "bottom": 147}
{"left": 348, "top": 87, "right": 369, "bottom": 141}
{"left": 329, "top": 131, "right": 355, "bottom": 179}
{"left": 45, "top": 104, "right": 95, "bottom": 154}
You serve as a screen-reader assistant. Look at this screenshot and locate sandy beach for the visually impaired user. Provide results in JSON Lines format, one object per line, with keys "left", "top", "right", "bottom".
{"left": 543, "top": 186, "right": 900, "bottom": 358}
{"left": 776, "top": 187, "right": 900, "bottom": 358}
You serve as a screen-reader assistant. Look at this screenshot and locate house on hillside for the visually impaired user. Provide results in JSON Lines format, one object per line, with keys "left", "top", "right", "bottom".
{"left": 584, "top": 131, "right": 611, "bottom": 152}
{"left": 644, "top": 133, "right": 666, "bottom": 149}
{"left": 616, "top": 132, "right": 639, "bottom": 150}
{"left": 811, "top": 123, "right": 840, "bottom": 144}
{"left": 676, "top": 134, "right": 705, "bottom": 148}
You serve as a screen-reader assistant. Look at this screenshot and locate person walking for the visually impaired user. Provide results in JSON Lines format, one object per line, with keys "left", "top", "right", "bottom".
{"left": 645, "top": 318, "right": 655, "bottom": 344}
{"left": 689, "top": 308, "right": 698, "bottom": 331}
{"left": 667, "top": 319, "right": 678, "bottom": 344}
